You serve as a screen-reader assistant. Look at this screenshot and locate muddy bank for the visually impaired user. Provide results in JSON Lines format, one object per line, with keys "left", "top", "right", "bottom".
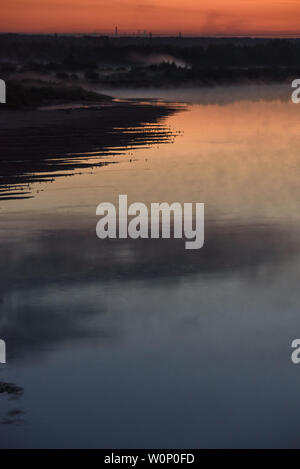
{"left": 0, "top": 100, "right": 183, "bottom": 200}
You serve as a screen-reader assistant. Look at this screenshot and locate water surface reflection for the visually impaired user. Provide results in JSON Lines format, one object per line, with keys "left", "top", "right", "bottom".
{"left": 1, "top": 85, "right": 300, "bottom": 448}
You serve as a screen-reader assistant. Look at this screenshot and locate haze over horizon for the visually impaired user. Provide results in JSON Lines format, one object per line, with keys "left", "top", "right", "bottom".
{"left": 2, "top": 0, "right": 300, "bottom": 37}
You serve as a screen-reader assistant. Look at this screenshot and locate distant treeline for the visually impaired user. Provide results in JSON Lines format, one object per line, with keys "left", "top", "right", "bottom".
{"left": 1, "top": 34, "right": 300, "bottom": 86}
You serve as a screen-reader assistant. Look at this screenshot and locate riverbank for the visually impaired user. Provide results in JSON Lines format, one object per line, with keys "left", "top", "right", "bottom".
{"left": 0, "top": 99, "right": 183, "bottom": 200}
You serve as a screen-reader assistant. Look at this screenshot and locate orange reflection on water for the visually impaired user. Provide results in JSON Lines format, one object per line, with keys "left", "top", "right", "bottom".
{"left": 3, "top": 89, "right": 300, "bottom": 230}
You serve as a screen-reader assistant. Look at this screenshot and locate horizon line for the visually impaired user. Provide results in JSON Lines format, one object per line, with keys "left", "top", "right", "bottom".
{"left": 2, "top": 31, "right": 300, "bottom": 39}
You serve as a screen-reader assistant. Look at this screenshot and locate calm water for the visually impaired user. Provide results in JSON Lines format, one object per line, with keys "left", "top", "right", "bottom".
{"left": 1, "top": 85, "right": 300, "bottom": 448}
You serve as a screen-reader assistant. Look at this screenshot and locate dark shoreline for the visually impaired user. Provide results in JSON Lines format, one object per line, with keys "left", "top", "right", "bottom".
{"left": 0, "top": 100, "right": 183, "bottom": 200}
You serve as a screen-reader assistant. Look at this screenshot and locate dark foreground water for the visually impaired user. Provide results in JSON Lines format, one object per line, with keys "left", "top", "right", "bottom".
{"left": 1, "top": 85, "right": 300, "bottom": 448}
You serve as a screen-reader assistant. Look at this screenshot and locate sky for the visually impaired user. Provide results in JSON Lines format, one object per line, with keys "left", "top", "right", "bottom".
{"left": 2, "top": 0, "right": 300, "bottom": 36}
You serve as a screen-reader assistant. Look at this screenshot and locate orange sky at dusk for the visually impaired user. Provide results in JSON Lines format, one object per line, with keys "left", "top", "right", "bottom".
{"left": 2, "top": 0, "right": 300, "bottom": 36}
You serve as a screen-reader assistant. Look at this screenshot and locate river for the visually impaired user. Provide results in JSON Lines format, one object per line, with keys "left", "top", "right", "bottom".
{"left": 0, "top": 84, "right": 300, "bottom": 448}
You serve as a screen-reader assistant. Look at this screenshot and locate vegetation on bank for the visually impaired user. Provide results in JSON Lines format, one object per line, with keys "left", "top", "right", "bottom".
{"left": 2, "top": 80, "right": 111, "bottom": 109}
{"left": 95, "top": 63, "right": 300, "bottom": 87}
